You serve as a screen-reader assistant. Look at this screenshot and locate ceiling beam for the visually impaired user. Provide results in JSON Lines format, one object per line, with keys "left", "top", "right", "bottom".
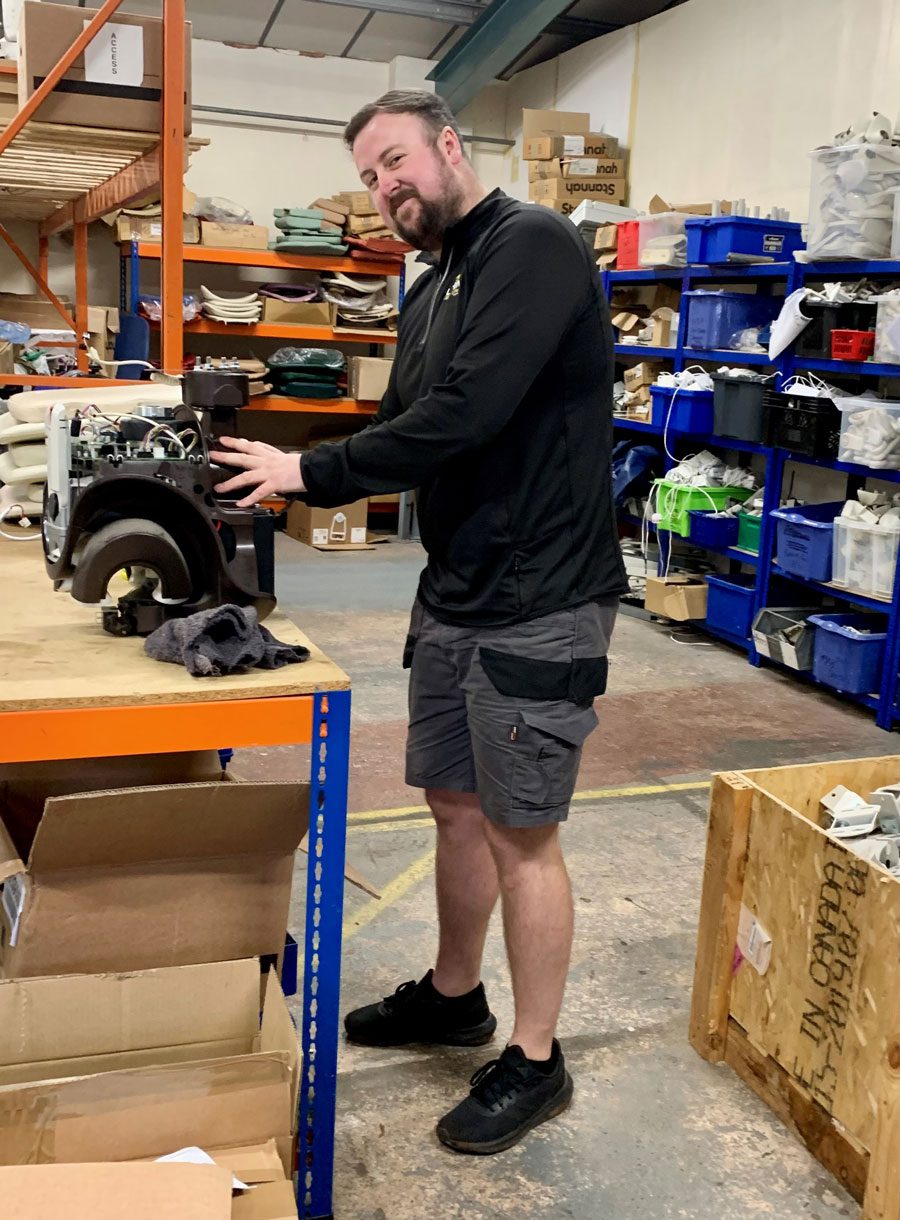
{"left": 427, "top": 0, "right": 575, "bottom": 112}
{"left": 305, "top": 0, "right": 485, "bottom": 21}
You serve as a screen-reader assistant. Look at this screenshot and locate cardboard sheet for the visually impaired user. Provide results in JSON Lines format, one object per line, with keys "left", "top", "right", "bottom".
{"left": 0, "top": 1162, "right": 232, "bottom": 1219}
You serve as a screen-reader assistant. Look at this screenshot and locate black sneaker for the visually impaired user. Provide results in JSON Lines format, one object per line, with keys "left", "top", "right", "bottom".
{"left": 344, "top": 970, "right": 497, "bottom": 1048}
{"left": 436, "top": 1041, "right": 573, "bottom": 1155}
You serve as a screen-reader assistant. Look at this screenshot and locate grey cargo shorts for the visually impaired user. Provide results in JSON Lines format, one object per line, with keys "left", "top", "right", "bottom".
{"left": 404, "top": 598, "right": 618, "bottom": 827}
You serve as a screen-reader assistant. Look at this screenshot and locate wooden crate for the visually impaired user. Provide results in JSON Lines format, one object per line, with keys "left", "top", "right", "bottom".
{"left": 690, "top": 758, "right": 900, "bottom": 1220}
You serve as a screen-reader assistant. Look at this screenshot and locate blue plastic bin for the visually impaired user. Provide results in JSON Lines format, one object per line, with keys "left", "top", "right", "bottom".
{"left": 683, "top": 291, "right": 781, "bottom": 350}
{"left": 808, "top": 613, "right": 888, "bottom": 695}
{"left": 649, "top": 385, "right": 714, "bottom": 433}
{"left": 688, "top": 510, "right": 739, "bottom": 549}
{"left": 685, "top": 217, "right": 804, "bottom": 265}
{"left": 771, "top": 501, "right": 844, "bottom": 581}
{"left": 705, "top": 573, "right": 757, "bottom": 640}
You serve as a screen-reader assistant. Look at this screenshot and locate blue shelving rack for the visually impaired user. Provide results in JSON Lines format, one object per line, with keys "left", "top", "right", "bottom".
{"left": 603, "top": 257, "right": 900, "bottom": 729}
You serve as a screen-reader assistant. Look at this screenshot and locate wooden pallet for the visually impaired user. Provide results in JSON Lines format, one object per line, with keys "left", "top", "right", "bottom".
{"left": 690, "top": 759, "right": 900, "bottom": 1219}
{"left": 0, "top": 121, "right": 206, "bottom": 221}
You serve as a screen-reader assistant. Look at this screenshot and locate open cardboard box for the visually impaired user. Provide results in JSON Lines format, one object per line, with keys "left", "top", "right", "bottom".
{"left": 0, "top": 752, "right": 308, "bottom": 978}
{"left": 0, "top": 1163, "right": 234, "bottom": 1220}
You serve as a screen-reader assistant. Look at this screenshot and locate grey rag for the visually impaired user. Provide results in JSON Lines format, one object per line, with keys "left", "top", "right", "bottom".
{"left": 144, "top": 604, "right": 310, "bottom": 677}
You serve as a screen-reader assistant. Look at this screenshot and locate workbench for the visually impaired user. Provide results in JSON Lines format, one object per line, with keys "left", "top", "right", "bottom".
{"left": 0, "top": 541, "right": 350, "bottom": 1220}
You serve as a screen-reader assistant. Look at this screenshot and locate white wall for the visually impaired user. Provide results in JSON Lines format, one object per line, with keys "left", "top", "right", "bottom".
{"left": 628, "top": 0, "right": 900, "bottom": 218}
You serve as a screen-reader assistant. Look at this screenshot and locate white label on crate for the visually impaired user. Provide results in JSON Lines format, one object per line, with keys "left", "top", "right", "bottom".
{"left": 736, "top": 903, "right": 772, "bottom": 975}
{"left": 83, "top": 20, "right": 144, "bottom": 87}
{"left": 148, "top": 222, "right": 162, "bottom": 238}
{"left": 562, "top": 135, "right": 585, "bottom": 155}
{"left": 350, "top": 527, "right": 366, "bottom": 544}
{"left": 312, "top": 528, "right": 330, "bottom": 545}
{"left": 0, "top": 873, "right": 27, "bottom": 948}
{"left": 762, "top": 234, "right": 785, "bottom": 253}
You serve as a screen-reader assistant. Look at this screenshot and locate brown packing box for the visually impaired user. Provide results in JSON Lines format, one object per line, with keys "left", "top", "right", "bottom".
{"left": 87, "top": 305, "right": 120, "bottom": 369}
{"left": 348, "top": 355, "right": 393, "bottom": 401}
{"left": 347, "top": 213, "right": 386, "bottom": 235}
{"left": 0, "top": 1163, "right": 233, "bottom": 1219}
{"left": 583, "top": 132, "right": 620, "bottom": 158}
{"left": 0, "top": 73, "right": 17, "bottom": 128}
{"left": 523, "top": 134, "right": 588, "bottom": 160}
{"left": 201, "top": 222, "right": 269, "bottom": 250}
{"left": 644, "top": 576, "right": 708, "bottom": 622}
{"left": 18, "top": 2, "right": 192, "bottom": 134}
{"left": 310, "top": 196, "right": 349, "bottom": 217}
{"left": 594, "top": 224, "right": 618, "bottom": 251}
{"left": 521, "top": 108, "right": 589, "bottom": 142}
{"left": 596, "top": 251, "right": 616, "bottom": 270}
{"left": 115, "top": 215, "right": 200, "bottom": 243}
{"left": 233, "top": 1179, "right": 298, "bottom": 1220}
{"left": 261, "top": 298, "right": 335, "bottom": 326}
{"left": 529, "top": 177, "right": 626, "bottom": 204}
{"left": 0, "top": 959, "right": 283, "bottom": 1087}
{"left": 623, "top": 361, "right": 663, "bottom": 392}
{"left": 528, "top": 157, "right": 618, "bottom": 181}
{"left": 339, "top": 191, "right": 378, "bottom": 217}
{"left": 534, "top": 199, "right": 580, "bottom": 217}
{"left": 0, "top": 752, "right": 309, "bottom": 977}
{"left": 611, "top": 283, "right": 680, "bottom": 313}
{"left": 0, "top": 291, "right": 72, "bottom": 330}
{"left": 611, "top": 310, "right": 644, "bottom": 337}
{"left": 286, "top": 500, "right": 370, "bottom": 551}
{"left": 648, "top": 194, "right": 732, "bottom": 216}
{"left": 651, "top": 306, "right": 677, "bottom": 348}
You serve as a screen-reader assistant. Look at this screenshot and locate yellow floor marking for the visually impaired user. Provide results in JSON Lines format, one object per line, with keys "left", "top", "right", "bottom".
{"left": 340, "top": 779, "right": 712, "bottom": 940}
{"left": 348, "top": 817, "right": 435, "bottom": 835}
{"left": 343, "top": 848, "right": 436, "bottom": 941}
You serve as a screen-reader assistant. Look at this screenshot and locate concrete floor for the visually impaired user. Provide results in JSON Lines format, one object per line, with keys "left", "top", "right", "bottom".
{"left": 248, "top": 533, "right": 893, "bottom": 1220}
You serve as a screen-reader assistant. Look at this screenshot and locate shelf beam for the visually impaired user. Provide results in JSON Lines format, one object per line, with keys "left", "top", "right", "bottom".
{"left": 124, "top": 241, "right": 405, "bottom": 278}
{"left": 41, "top": 147, "right": 162, "bottom": 238}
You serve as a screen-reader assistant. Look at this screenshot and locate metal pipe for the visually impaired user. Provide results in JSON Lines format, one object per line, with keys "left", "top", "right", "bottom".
{"left": 191, "top": 103, "right": 515, "bottom": 147}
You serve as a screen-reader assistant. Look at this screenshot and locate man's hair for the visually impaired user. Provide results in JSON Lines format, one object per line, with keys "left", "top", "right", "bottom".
{"left": 344, "top": 89, "right": 465, "bottom": 152}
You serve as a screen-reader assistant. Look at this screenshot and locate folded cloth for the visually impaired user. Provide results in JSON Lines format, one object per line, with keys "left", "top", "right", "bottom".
{"left": 274, "top": 207, "right": 324, "bottom": 220}
{"left": 270, "top": 237, "right": 348, "bottom": 255}
{"left": 144, "top": 604, "right": 310, "bottom": 677}
{"left": 344, "top": 235, "right": 412, "bottom": 256}
{"left": 275, "top": 216, "right": 326, "bottom": 233}
{"left": 258, "top": 283, "right": 320, "bottom": 302}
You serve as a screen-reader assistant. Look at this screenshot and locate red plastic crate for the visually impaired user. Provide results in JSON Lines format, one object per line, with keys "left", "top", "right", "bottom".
{"left": 830, "top": 328, "right": 875, "bottom": 361}
{"left": 617, "top": 220, "right": 640, "bottom": 270}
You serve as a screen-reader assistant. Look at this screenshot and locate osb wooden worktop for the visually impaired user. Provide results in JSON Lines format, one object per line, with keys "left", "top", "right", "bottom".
{"left": 0, "top": 540, "right": 349, "bottom": 711}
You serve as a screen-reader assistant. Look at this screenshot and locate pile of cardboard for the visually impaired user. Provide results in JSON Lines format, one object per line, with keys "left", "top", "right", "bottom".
{"left": 311, "top": 193, "right": 406, "bottom": 248}
{"left": 620, "top": 360, "right": 663, "bottom": 419}
{"left": 0, "top": 750, "right": 374, "bottom": 1217}
{"left": 523, "top": 109, "right": 626, "bottom": 217}
{"left": 610, "top": 282, "right": 679, "bottom": 349}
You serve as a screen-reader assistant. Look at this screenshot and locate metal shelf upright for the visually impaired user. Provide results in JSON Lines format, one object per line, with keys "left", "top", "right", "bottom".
{"left": 604, "top": 255, "right": 900, "bottom": 729}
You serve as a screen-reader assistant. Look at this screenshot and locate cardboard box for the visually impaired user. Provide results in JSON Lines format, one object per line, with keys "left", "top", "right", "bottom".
{"left": 201, "top": 222, "right": 269, "bottom": 250}
{"left": 261, "top": 298, "right": 334, "bottom": 326}
{"left": 528, "top": 157, "right": 617, "bottom": 181}
{"left": 521, "top": 108, "right": 589, "bottom": 142}
{"left": 339, "top": 191, "right": 378, "bottom": 217}
{"left": 233, "top": 1179, "right": 298, "bottom": 1220}
{"left": 0, "top": 1163, "right": 233, "bottom": 1219}
{"left": 524, "top": 134, "right": 587, "bottom": 160}
{"left": 583, "top": 132, "right": 620, "bottom": 158}
{"left": 347, "top": 213, "right": 385, "bottom": 235}
{"left": 529, "top": 176, "right": 626, "bottom": 204}
{"left": 611, "top": 283, "right": 680, "bottom": 313}
{"left": 594, "top": 224, "right": 618, "bottom": 251}
{"left": 18, "top": 2, "right": 192, "bottom": 134}
{"left": 648, "top": 194, "right": 732, "bottom": 216}
{"left": 644, "top": 576, "right": 708, "bottom": 622}
{"left": 286, "top": 500, "right": 369, "bottom": 551}
{"left": 0, "top": 960, "right": 270, "bottom": 1087}
{"left": 0, "top": 752, "right": 309, "bottom": 978}
{"left": 348, "top": 355, "right": 393, "bottom": 401}
{"left": 87, "top": 305, "right": 120, "bottom": 369}
{"left": 596, "top": 251, "right": 616, "bottom": 270}
{"left": 623, "top": 361, "right": 663, "bottom": 392}
{"left": 650, "top": 306, "right": 678, "bottom": 348}
{"left": 0, "top": 291, "right": 72, "bottom": 330}
{"left": 115, "top": 215, "right": 200, "bottom": 244}
{"left": 534, "top": 199, "right": 580, "bottom": 217}
{"left": 310, "top": 195, "right": 349, "bottom": 216}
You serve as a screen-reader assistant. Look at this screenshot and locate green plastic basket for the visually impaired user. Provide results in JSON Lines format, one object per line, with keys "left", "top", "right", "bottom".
{"left": 736, "top": 510, "right": 762, "bottom": 555}
{"left": 654, "top": 479, "right": 754, "bottom": 539}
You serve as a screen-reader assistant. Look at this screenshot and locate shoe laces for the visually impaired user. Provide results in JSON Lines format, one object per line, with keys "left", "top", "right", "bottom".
{"left": 469, "top": 1052, "right": 528, "bottom": 1111}
{"left": 382, "top": 979, "right": 418, "bottom": 1012}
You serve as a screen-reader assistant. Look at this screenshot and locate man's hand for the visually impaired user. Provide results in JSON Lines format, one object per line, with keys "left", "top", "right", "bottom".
{"left": 208, "top": 436, "right": 306, "bottom": 508}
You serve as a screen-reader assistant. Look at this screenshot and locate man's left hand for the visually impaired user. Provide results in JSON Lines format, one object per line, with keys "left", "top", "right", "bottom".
{"left": 208, "top": 436, "right": 306, "bottom": 508}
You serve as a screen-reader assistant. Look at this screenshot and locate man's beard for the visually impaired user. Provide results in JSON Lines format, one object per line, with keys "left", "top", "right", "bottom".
{"left": 389, "top": 168, "right": 464, "bottom": 250}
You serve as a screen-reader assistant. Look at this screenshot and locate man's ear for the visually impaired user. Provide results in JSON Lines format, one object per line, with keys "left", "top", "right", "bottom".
{"left": 442, "top": 125, "right": 465, "bottom": 166}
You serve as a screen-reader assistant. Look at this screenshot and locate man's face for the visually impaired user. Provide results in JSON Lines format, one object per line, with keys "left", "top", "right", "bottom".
{"left": 353, "top": 112, "right": 464, "bottom": 251}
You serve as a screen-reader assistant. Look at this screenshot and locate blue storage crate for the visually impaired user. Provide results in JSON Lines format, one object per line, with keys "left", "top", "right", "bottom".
{"left": 807, "top": 612, "right": 888, "bottom": 695}
{"left": 685, "top": 216, "right": 804, "bottom": 265}
{"left": 689, "top": 510, "right": 739, "bottom": 548}
{"left": 649, "top": 384, "right": 714, "bottom": 433}
{"left": 705, "top": 573, "right": 757, "bottom": 639}
{"left": 683, "top": 291, "right": 781, "bottom": 350}
{"left": 770, "top": 501, "right": 844, "bottom": 581}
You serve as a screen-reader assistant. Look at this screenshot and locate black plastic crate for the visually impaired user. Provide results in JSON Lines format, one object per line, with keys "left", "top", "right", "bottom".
{"left": 795, "top": 301, "right": 877, "bottom": 359}
{"left": 712, "top": 373, "right": 770, "bottom": 442}
{"left": 764, "top": 390, "right": 842, "bottom": 458}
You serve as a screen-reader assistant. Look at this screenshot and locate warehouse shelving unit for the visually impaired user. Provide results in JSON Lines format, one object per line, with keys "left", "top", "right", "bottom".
{"left": 121, "top": 239, "right": 403, "bottom": 415}
{"left": 604, "top": 257, "right": 900, "bottom": 729}
{"left": 0, "top": 6, "right": 352, "bottom": 1217}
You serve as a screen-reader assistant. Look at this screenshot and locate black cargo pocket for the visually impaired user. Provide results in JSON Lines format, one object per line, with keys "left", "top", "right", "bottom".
{"left": 514, "top": 710, "right": 596, "bottom": 809}
{"left": 479, "top": 648, "right": 608, "bottom": 706}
